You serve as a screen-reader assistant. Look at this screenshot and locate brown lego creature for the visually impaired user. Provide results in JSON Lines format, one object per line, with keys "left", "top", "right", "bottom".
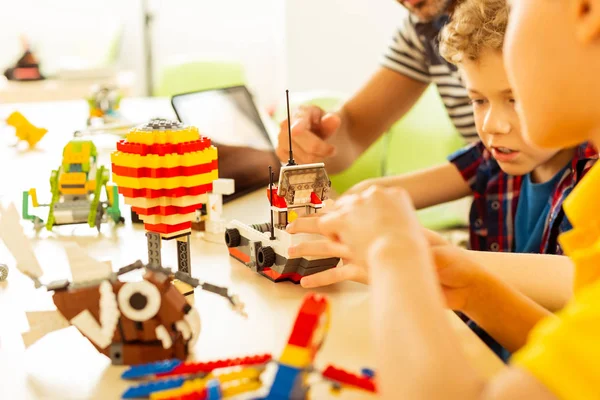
{"left": 0, "top": 202, "right": 245, "bottom": 365}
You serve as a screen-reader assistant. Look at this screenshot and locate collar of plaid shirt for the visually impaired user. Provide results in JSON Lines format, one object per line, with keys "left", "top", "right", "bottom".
{"left": 469, "top": 142, "right": 598, "bottom": 255}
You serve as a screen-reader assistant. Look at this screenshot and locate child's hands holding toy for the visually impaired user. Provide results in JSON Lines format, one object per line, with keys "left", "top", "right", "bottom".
{"left": 287, "top": 186, "right": 434, "bottom": 285}
{"left": 287, "top": 186, "right": 487, "bottom": 314}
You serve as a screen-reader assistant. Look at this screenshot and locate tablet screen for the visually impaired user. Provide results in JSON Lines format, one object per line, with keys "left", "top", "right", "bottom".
{"left": 171, "top": 86, "right": 282, "bottom": 203}
{"left": 171, "top": 86, "right": 274, "bottom": 150}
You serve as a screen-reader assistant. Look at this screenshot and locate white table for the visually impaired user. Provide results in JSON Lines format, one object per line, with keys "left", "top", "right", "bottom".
{"left": 0, "top": 98, "right": 503, "bottom": 399}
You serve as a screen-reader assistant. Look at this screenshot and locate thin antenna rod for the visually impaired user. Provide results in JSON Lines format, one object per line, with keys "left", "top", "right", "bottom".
{"left": 286, "top": 90, "right": 296, "bottom": 166}
{"left": 268, "top": 166, "right": 275, "bottom": 240}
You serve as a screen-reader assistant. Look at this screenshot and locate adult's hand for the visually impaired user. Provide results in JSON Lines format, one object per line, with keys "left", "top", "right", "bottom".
{"left": 276, "top": 104, "right": 341, "bottom": 164}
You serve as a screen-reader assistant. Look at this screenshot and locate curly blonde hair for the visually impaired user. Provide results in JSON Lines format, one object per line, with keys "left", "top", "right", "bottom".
{"left": 439, "top": 0, "right": 509, "bottom": 64}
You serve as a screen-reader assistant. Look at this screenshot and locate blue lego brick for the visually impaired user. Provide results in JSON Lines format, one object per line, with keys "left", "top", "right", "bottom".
{"left": 121, "top": 359, "right": 182, "bottom": 379}
{"left": 121, "top": 377, "right": 185, "bottom": 399}
{"left": 205, "top": 379, "right": 223, "bottom": 400}
{"left": 361, "top": 368, "right": 375, "bottom": 379}
{"left": 265, "top": 364, "right": 301, "bottom": 399}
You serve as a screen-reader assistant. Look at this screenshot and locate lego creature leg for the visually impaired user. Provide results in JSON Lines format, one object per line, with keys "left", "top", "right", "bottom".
{"left": 147, "top": 232, "right": 162, "bottom": 267}
{"left": 176, "top": 235, "right": 191, "bottom": 274}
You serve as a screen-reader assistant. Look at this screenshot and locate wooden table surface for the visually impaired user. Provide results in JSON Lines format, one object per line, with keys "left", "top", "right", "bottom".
{"left": 0, "top": 98, "right": 504, "bottom": 399}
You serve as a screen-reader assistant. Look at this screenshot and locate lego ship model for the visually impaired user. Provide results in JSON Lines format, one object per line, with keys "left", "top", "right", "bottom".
{"left": 0, "top": 202, "right": 245, "bottom": 366}
{"left": 224, "top": 91, "right": 340, "bottom": 283}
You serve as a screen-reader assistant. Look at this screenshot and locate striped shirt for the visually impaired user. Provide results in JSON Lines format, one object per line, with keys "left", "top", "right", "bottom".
{"left": 381, "top": 14, "right": 478, "bottom": 140}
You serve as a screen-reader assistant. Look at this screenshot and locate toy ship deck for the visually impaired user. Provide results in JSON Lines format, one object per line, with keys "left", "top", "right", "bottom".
{"left": 225, "top": 220, "right": 339, "bottom": 283}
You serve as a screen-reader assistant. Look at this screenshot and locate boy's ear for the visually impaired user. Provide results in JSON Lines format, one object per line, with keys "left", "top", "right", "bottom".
{"left": 572, "top": 0, "right": 600, "bottom": 42}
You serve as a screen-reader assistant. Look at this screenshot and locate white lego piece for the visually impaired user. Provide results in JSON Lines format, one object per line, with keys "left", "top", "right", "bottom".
{"left": 175, "top": 320, "right": 192, "bottom": 340}
{"left": 207, "top": 193, "right": 223, "bottom": 221}
{"left": 22, "top": 310, "right": 70, "bottom": 348}
{"left": 184, "top": 307, "right": 201, "bottom": 350}
{"left": 65, "top": 242, "right": 112, "bottom": 284}
{"left": 70, "top": 280, "right": 119, "bottom": 349}
{"left": 53, "top": 210, "right": 77, "bottom": 224}
{"left": 0, "top": 202, "right": 43, "bottom": 279}
{"left": 155, "top": 325, "right": 173, "bottom": 349}
{"left": 227, "top": 219, "right": 327, "bottom": 259}
{"left": 212, "top": 178, "right": 235, "bottom": 195}
{"left": 71, "top": 310, "right": 113, "bottom": 349}
{"left": 99, "top": 280, "right": 120, "bottom": 340}
{"left": 117, "top": 281, "right": 161, "bottom": 322}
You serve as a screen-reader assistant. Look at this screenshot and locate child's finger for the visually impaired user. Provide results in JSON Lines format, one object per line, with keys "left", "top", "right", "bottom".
{"left": 300, "top": 263, "right": 366, "bottom": 288}
{"left": 286, "top": 215, "right": 322, "bottom": 234}
{"left": 288, "top": 240, "right": 351, "bottom": 259}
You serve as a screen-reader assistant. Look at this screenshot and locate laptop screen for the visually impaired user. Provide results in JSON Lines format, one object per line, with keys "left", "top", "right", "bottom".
{"left": 171, "top": 86, "right": 282, "bottom": 203}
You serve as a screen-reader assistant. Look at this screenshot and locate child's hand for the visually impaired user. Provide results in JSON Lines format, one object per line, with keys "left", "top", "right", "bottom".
{"left": 286, "top": 202, "right": 453, "bottom": 288}
{"left": 431, "top": 245, "right": 486, "bottom": 312}
{"left": 317, "top": 186, "right": 427, "bottom": 267}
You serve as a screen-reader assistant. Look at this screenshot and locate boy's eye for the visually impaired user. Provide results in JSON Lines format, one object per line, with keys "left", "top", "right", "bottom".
{"left": 469, "top": 99, "right": 486, "bottom": 106}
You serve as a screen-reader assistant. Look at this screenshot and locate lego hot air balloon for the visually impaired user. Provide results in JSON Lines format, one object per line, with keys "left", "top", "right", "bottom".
{"left": 111, "top": 119, "right": 218, "bottom": 274}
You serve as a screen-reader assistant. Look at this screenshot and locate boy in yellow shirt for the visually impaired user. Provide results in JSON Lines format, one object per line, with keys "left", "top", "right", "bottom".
{"left": 287, "top": 0, "right": 600, "bottom": 397}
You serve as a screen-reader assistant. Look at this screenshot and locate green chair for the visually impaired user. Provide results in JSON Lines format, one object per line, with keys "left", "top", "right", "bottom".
{"left": 382, "top": 85, "right": 468, "bottom": 229}
{"left": 154, "top": 60, "right": 246, "bottom": 97}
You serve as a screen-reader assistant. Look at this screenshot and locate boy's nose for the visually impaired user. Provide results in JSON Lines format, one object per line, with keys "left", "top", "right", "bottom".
{"left": 482, "top": 109, "right": 511, "bottom": 135}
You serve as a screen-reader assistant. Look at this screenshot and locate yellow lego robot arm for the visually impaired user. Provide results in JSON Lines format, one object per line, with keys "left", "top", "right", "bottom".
{"left": 28, "top": 188, "right": 40, "bottom": 207}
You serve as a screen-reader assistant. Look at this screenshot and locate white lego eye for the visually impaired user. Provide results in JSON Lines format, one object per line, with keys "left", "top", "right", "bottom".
{"left": 117, "top": 281, "right": 162, "bottom": 322}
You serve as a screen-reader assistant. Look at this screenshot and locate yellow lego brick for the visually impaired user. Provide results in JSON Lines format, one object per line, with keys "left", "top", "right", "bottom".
{"left": 161, "top": 228, "right": 192, "bottom": 240}
{"left": 222, "top": 380, "right": 262, "bottom": 397}
{"left": 111, "top": 147, "right": 218, "bottom": 169}
{"left": 139, "top": 212, "right": 196, "bottom": 226}
{"left": 151, "top": 376, "right": 210, "bottom": 400}
{"left": 125, "top": 194, "right": 208, "bottom": 208}
{"left": 59, "top": 187, "right": 88, "bottom": 196}
{"left": 279, "top": 344, "right": 312, "bottom": 368}
{"left": 59, "top": 172, "right": 88, "bottom": 195}
{"left": 126, "top": 126, "right": 200, "bottom": 145}
{"left": 85, "top": 180, "right": 97, "bottom": 192}
{"left": 150, "top": 368, "right": 262, "bottom": 400}
{"left": 113, "top": 170, "right": 218, "bottom": 190}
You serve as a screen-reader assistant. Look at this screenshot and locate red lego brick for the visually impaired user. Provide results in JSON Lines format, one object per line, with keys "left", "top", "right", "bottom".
{"left": 228, "top": 248, "right": 251, "bottom": 264}
{"left": 132, "top": 203, "right": 204, "bottom": 217}
{"left": 310, "top": 192, "right": 322, "bottom": 205}
{"left": 286, "top": 294, "right": 328, "bottom": 348}
{"left": 116, "top": 138, "right": 212, "bottom": 156}
{"left": 156, "top": 354, "right": 272, "bottom": 378}
{"left": 144, "top": 221, "right": 192, "bottom": 234}
{"left": 267, "top": 188, "right": 288, "bottom": 209}
{"left": 261, "top": 268, "right": 303, "bottom": 284}
{"left": 322, "top": 365, "right": 377, "bottom": 392}
{"left": 111, "top": 160, "right": 218, "bottom": 179}
{"left": 118, "top": 183, "right": 213, "bottom": 199}
{"left": 162, "top": 388, "right": 208, "bottom": 400}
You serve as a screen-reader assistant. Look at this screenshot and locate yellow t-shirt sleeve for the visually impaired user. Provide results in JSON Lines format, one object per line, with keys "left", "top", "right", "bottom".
{"left": 511, "top": 279, "right": 600, "bottom": 400}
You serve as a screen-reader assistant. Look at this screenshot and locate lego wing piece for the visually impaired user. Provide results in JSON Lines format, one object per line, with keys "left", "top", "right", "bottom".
{"left": 21, "top": 310, "right": 70, "bottom": 348}
{"left": 0, "top": 202, "right": 43, "bottom": 280}
{"left": 63, "top": 242, "right": 112, "bottom": 284}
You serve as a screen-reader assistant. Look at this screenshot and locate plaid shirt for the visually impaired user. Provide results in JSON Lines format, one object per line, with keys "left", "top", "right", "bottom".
{"left": 449, "top": 141, "right": 598, "bottom": 255}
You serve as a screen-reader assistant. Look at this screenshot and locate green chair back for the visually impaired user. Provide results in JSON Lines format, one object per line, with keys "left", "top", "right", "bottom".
{"left": 154, "top": 60, "right": 246, "bottom": 97}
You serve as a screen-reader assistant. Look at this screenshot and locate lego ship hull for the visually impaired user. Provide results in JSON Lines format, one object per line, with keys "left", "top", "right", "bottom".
{"left": 225, "top": 220, "right": 339, "bottom": 284}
